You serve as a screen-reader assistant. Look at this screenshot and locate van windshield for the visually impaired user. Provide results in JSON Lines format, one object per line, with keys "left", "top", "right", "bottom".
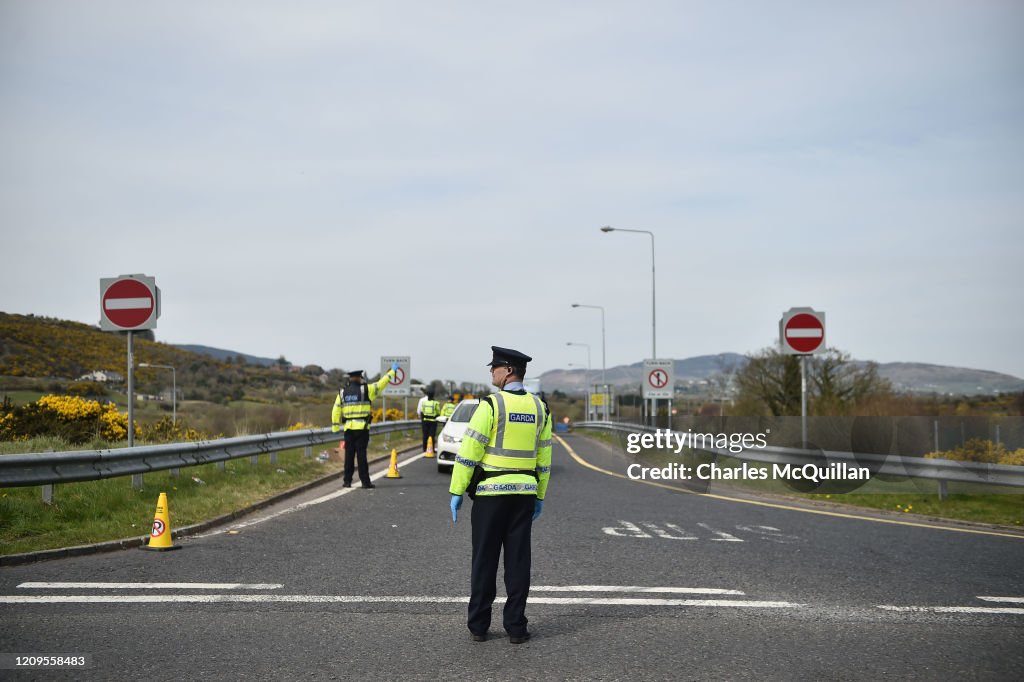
{"left": 450, "top": 403, "right": 479, "bottom": 423}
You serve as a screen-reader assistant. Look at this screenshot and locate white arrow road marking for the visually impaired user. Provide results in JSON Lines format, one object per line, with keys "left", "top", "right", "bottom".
{"left": 193, "top": 451, "right": 427, "bottom": 538}
{"left": 18, "top": 582, "right": 282, "bottom": 590}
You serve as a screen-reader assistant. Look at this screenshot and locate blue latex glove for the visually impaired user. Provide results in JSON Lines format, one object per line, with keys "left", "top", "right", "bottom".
{"left": 532, "top": 499, "right": 543, "bottom": 521}
{"left": 450, "top": 494, "right": 463, "bottom": 523}
{"left": 391, "top": 361, "right": 400, "bottom": 372}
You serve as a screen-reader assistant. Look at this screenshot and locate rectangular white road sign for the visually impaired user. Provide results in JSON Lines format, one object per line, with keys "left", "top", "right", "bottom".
{"left": 642, "top": 359, "right": 674, "bottom": 399}
{"left": 380, "top": 356, "right": 411, "bottom": 396}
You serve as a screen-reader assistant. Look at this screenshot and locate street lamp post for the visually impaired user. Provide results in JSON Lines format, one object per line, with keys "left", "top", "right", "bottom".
{"left": 138, "top": 362, "right": 176, "bottom": 426}
{"left": 601, "top": 226, "right": 658, "bottom": 425}
{"left": 566, "top": 341, "right": 592, "bottom": 419}
{"left": 571, "top": 303, "right": 607, "bottom": 420}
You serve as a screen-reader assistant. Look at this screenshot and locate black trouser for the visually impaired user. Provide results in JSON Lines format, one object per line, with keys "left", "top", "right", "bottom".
{"left": 421, "top": 419, "right": 438, "bottom": 451}
{"left": 468, "top": 494, "right": 535, "bottom": 637}
{"left": 343, "top": 429, "right": 371, "bottom": 486}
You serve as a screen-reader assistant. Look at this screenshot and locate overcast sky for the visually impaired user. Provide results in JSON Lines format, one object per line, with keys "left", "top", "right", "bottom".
{"left": 2, "top": 1, "right": 1022, "bottom": 385}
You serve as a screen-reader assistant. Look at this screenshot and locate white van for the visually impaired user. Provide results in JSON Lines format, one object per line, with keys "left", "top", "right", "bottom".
{"left": 435, "top": 399, "right": 481, "bottom": 473}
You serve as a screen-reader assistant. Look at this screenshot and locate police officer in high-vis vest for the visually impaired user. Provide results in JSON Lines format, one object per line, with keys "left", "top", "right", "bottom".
{"left": 332, "top": 363, "right": 399, "bottom": 489}
{"left": 449, "top": 346, "right": 552, "bottom": 644}
{"left": 440, "top": 394, "right": 459, "bottom": 421}
{"left": 417, "top": 389, "right": 441, "bottom": 452}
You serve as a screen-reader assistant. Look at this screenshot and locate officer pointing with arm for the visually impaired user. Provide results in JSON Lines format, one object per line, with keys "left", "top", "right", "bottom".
{"left": 332, "top": 362, "right": 400, "bottom": 489}
{"left": 449, "top": 346, "right": 552, "bottom": 644}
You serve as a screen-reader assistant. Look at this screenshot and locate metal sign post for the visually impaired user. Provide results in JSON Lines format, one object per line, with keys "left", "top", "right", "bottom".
{"left": 100, "top": 274, "right": 160, "bottom": 489}
{"left": 779, "top": 307, "right": 826, "bottom": 449}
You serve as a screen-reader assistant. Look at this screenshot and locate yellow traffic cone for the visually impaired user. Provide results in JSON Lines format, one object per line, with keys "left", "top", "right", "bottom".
{"left": 386, "top": 448, "right": 402, "bottom": 478}
{"left": 424, "top": 436, "right": 435, "bottom": 458}
{"left": 140, "top": 492, "right": 182, "bottom": 552}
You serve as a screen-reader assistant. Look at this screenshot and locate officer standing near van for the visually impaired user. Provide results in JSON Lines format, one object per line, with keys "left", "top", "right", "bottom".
{"left": 448, "top": 346, "right": 551, "bottom": 644}
{"left": 332, "top": 363, "right": 399, "bottom": 489}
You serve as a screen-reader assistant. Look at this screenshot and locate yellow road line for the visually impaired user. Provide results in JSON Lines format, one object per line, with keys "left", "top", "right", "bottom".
{"left": 554, "top": 434, "right": 1024, "bottom": 541}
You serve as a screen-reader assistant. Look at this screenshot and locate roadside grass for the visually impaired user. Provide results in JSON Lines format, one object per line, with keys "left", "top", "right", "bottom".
{"left": 0, "top": 429, "right": 420, "bottom": 556}
{"left": 1, "top": 390, "right": 46, "bottom": 406}
{"left": 574, "top": 428, "right": 1024, "bottom": 528}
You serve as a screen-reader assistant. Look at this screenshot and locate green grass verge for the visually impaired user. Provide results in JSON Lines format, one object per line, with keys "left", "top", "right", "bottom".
{"left": 575, "top": 429, "right": 1024, "bottom": 528}
{"left": 1, "top": 430, "right": 420, "bottom": 556}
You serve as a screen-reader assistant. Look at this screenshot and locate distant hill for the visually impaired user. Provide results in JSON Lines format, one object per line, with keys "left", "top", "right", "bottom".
{"left": 0, "top": 312, "right": 328, "bottom": 403}
{"left": 871, "top": 362, "right": 1024, "bottom": 396}
{"left": 173, "top": 344, "right": 279, "bottom": 367}
{"left": 538, "top": 353, "right": 1024, "bottom": 396}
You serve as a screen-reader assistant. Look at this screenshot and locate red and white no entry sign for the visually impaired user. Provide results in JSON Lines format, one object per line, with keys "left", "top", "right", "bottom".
{"left": 780, "top": 308, "right": 825, "bottom": 355}
{"left": 100, "top": 275, "right": 159, "bottom": 331}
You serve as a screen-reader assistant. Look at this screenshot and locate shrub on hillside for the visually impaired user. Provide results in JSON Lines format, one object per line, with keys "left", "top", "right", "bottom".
{"left": 0, "top": 394, "right": 134, "bottom": 444}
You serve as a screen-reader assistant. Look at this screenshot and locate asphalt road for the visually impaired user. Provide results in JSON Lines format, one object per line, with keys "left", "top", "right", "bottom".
{"left": 2, "top": 432, "right": 1023, "bottom": 680}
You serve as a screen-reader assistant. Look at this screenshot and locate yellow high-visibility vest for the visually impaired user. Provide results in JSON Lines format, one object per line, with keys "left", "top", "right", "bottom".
{"left": 450, "top": 390, "right": 552, "bottom": 498}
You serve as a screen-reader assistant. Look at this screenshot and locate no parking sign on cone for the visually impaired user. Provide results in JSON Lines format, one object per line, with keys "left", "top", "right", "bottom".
{"left": 140, "top": 492, "right": 182, "bottom": 552}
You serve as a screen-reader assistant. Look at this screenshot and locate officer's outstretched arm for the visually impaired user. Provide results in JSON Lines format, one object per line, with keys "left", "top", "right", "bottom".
{"left": 368, "top": 368, "right": 397, "bottom": 401}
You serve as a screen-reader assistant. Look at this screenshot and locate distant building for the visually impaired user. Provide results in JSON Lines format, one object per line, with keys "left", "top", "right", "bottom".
{"left": 76, "top": 370, "right": 124, "bottom": 383}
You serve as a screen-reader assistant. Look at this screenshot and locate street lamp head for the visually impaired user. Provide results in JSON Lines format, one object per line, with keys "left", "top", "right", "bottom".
{"left": 138, "top": 363, "right": 150, "bottom": 368}
{"left": 571, "top": 303, "right": 579, "bottom": 308}
{"left": 600, "top": 226, "right": 614, "bottom": 233}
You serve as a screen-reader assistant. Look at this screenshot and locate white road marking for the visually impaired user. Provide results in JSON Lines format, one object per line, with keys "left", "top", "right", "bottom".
{"left": 531, "top": 586, "right": 744, "bottom": 595}
{"left": 877, "top": 605, "right": 1024, "bottom": 615}
{"left": 193, "top": 451, "right": 427, "bottom": 538}
{"left": 978, "top": 596, "right": 1024, "bottom": 604}
{"left": 0, "top": 594, "right": 802, "bottom": 608}
{"left": 697, "top": 523, "right": 743, "bottom": 542}
{"left": 17, "top": 582, "right": 282, "bottom": 590}
{"left": 643, "top": 522, "right": 697, "bottom": 540}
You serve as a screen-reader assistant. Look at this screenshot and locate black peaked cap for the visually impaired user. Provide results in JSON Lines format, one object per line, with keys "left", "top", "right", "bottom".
{"left": 486, "top": 346, "right": 532, "bottom": 368}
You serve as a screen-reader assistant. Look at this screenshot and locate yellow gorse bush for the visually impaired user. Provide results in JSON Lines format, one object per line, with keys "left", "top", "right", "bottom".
{"left": 36, "top": 394, "right": 133, "bottom": 441}
{"left": 924, "top": 437, "right": 1024, "bottom": 467}
{"left": 371, "top": 408, "right": 406, "bottom": 422}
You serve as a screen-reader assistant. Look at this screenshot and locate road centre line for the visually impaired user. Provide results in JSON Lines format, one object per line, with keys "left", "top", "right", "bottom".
{"left": 531, "top": 585, "right": 744, "bottom": 595}
{"left": 0, "top": 594, "right": 802, "bottom": 608}
{"left": 193, "top": 451, "right": 427, "bottom": 538}
{"left": 556, "top": 435, "right": 1024, "bottom": 541}
{"left": 17, "top": 582, "right": 282, "bottom": 590}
